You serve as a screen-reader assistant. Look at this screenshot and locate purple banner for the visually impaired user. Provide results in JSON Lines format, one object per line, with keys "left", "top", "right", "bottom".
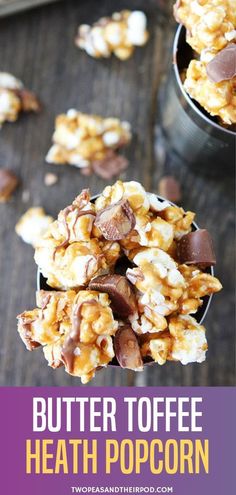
{"left": 0, "top": 387, "right": 235, "bottom": 495}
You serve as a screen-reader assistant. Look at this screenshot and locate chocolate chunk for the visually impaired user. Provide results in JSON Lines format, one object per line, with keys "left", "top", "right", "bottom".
{"left": 114, "top": 325, "right": 143, "bottom": 370}
{"left": 177, "top": 229, "right": 216, "bottom": 268}
{"left": 206, "top": 44, "right": 236, "bottom": 83}
{"left": 0, "top": 169, "right": 18, "bottom": 202}
{"left": 17, "top": 89, "right": 41, "bottom": 112}
{"left": 94, "top": 199, "right": 135, "bottom": 240}
{"left": 89, "top": 274, "right": 137, "bottom": 317}
{"left": 92, "top": 150, "right": 128, "bottom": 180}
{"left": 158, "top": 176, "right": 181, "bottom": 203}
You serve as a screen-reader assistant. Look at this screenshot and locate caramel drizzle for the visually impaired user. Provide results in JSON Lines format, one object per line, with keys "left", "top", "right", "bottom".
{"left": 52, "top": 208, "right": 95, "bottom": 260}
{"left": 61, "top": 298, "right": 96, "bottom": 373}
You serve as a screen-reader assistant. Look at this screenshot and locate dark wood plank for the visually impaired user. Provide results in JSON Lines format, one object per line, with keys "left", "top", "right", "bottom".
{"left": 0, "top": 0, "right": 234, "bottom": 387}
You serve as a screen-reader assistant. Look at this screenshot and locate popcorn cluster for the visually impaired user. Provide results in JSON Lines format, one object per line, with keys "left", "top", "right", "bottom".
{"left": 17, "top": 181, "right": 222, "bottom": 383}
{"left": 184, "top": 59, "right": 236, "bottom": 125}
{"left": 173, "top": 0, "right": 236, "bottom": 125}
{"left": 15, "top": 207, "right": 54, "bottom": 248}
{"left": 0, "top": 72, "right": 40, "bottom": 127}
{"left": 46, "top": 109, "right": 131, "bottom": 178}
{"left": 174, "top": 0, "right": 236, "bottom": 55}
{"left": 75, "top": 10, "right": 149, "bottom": 60}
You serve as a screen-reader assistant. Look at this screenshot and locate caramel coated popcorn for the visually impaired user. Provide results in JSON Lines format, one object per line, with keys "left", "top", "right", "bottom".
{"left": 0, "top": 72, "right": 40, "bottom": 127}
{"left": 184, "top": 59, "right": 236, "bottom": 124}
{"left": 15, "top": 207, "right": 54, "bottom": 247}
{"left": 17, "top": 290, "right": 116, "bottom": 384}
{"left": 174, "top": 0, "right": 236, "bottom": 55}
{"left": 75, "top": 10, "right": 149, "bottom": 60}
{"left": 46, "top": 109, "right": 131, "bottom": 178}
{"left": 18, "top": 181, "right": 222, "bottom": 383}
{"left": 140, "top": 315, "right": 207, "bottom": 365}
{"left": 173, "top": 1, "right": 236, "bottom": 125}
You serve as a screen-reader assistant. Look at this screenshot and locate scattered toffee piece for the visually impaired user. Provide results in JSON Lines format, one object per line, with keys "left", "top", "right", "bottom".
{"left": 177, "top": 229, "right": 216, "bottom": 269}
{"left": 62, "top": 299, "right": 96, "bottom": 373}
{"left": 158, "top": 176, "right": 181, "bottom": 203}
{"left": 206, "top": 44, "right": 236, "bottom": 83}
{"left": 0, "top": 169, "right": 18, "bottom": 202}
{"left": 13, "top": 88, "right": 41, "bottom": 112}
{"left": 89, "top": 274, "right": 137, "bottom": 318}
{"left": 114, "top": 325, "right": 143, "bottom": 370}
{"left": 92, "top": 151, "right": 128, "bottom": 180}
{"left": 94, "top": 199, "right": 135, "bottom": 240}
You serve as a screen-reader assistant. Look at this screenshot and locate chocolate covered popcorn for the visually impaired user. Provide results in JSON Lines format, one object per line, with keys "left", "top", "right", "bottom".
{"left": 46, "top": 109, "right": 131, "bottom": 178}
{"left": 17, "top": 181, "right": 222, "bottom": 383}
{"left": 173, "top": 1, "right": 236, "bottom": 126}
{"left": 75, "top": 10, "right": 149, "bottom": 60}
{"left": 0, "top": 72, "right": 40, "bottom": 127}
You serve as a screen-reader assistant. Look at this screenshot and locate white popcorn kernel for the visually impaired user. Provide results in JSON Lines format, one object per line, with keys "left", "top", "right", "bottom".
{"left": 67, "top": 108, "right": 78, "bottom": 118}
{"left": 0, "top": 91, "right": 15, "bottom": 113}
{"left": 127, "top": 11, "right": 147, "bottom": 45}
{"left": 67, "top": 153, "right": 90, "bottom": 168}
{"left": 105, "top": 23, "right": 122, "bottom": 46}
{"left": 191, "top": 1, "right": 204, "bottom": 16}
{"left": 0, "top": 72, "right": 23, "bottom": 90}
{"left": 225, "top": 30, "right": 236, "bottom": 41}
{"left": 96, "top": 335, "right": 114, "bottom": 359}
{"left": 91, "top": 27, "right": 110, "bottom": 56}
{"left": 71, "top": 255, "right": 98, "bottom": 285}
{"left": 167, "top": 268, "right": 185, "bottom": 287}
{"left": 15, "top": 207, "right": 54, "bottom": 247}
{"left": 170, "top": 315, "right": 207, "bottom": 365}
{"left": 148, "top": 193, "right": 170, "bottom": 212}
{"left": 74, "top": 347, "right": 81, "bottom": 357}
{"left": 103, "top": 130, "right": 120, "bottom": 147}
{"left": 203, "top": 9, "right": 225, "bottom": 30}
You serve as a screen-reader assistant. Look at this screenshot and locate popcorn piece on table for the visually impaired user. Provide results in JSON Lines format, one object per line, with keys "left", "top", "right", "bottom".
{"left": 140, "top": 314, "right": 208, "bottom": 365}
{"left": 75, "top": 10, "right": 149, "bottom": 60}
{"left": 173, "top": 0, "right": 236, "bottom": 55}
{"left": 184, "top": 59, "right": 236, "bottom": 125}
{"left": 0, "top": 72, "right": 40, "bottom": 127}
{"left": 0, "top": 169, "right": 18, "bottom": 202}
{"left": 44, "top": 173, "right": 58, "bottom": 187}
{"left": 15, "top": 207, "right": 54, "bottom": 247}
{"left": 17, "top": 289, "right": 117, "bottom": 384}
{"left": 46, "top": 110, "right": 131, "bottom": 178}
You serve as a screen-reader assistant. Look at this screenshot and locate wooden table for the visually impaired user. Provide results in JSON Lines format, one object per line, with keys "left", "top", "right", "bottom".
{"left": 0, "top": 0, "right": 234, "bottom": 387}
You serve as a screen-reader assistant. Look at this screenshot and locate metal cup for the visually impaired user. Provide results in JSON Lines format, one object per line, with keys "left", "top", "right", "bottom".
{"left": 37, "top": 193, "right": 214, "bottom": 366}
{"left": 159, "top": 25, "right": 235, "bottom": 175}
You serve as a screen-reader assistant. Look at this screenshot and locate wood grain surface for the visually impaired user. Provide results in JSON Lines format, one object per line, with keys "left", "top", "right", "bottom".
{"left": 0, "top": 0, "right": 235, "bottom": 387}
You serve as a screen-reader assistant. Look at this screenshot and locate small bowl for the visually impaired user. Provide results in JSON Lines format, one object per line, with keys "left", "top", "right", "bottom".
{"left": 159, "top": 25, "right": 235, "bottom": 175}
{"left": 37, "top": 193, "right": 214, "bottom": 367}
